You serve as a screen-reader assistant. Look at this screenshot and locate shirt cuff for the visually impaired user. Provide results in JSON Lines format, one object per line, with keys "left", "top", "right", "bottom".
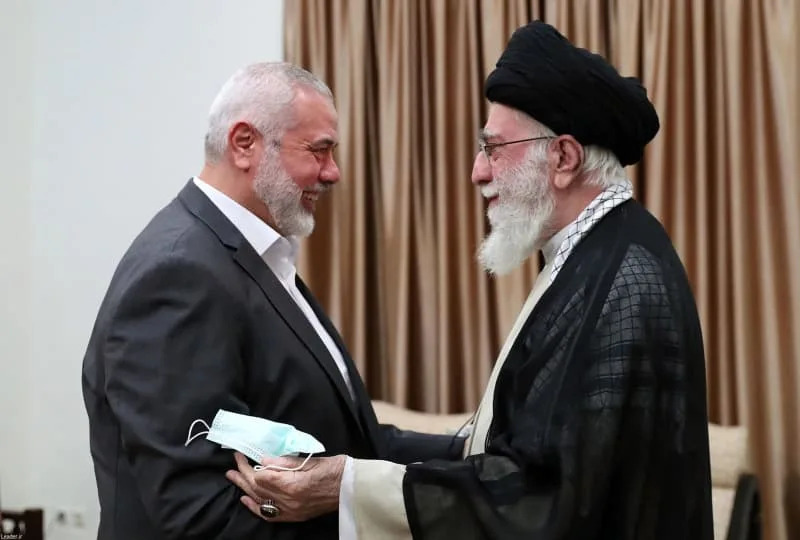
{"left": 339, "top": 456, "right": 357, "bottom": 540}
{"left": 348, "top": 458, "right": 411, "bottom": 539}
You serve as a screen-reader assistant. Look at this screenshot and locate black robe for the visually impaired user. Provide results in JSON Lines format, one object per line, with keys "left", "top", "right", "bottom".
{"left": 403, "top": 200, "right": 713, "bottom": 540}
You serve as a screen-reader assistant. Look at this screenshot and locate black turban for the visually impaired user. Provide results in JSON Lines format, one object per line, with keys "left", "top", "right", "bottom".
{"left": 485, "top": 21, "right": 659, "bottom": 166}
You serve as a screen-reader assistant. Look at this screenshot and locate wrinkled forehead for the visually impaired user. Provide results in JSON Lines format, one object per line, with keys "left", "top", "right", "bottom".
{"left": 480, "top": 103, "right": 528, "bottom": 140}
{"left": 286, "top": 89, "right": 339, "bottom": 141}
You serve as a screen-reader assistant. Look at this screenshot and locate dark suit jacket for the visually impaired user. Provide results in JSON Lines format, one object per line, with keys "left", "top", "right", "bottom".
{"left": 82, "top": 180, "right": 462, "bottom": 540}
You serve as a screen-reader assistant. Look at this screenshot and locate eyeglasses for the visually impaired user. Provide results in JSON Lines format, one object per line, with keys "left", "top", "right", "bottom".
{"left": 477, "top": 135, "right": 555, "bottom": 160}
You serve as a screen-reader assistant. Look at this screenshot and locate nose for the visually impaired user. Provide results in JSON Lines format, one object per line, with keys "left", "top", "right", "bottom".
{"left": 320, "top": 155, "right": 340, "bottom": 185}
{"left": 471, "top": 151, "right": 492, "bottom": 186}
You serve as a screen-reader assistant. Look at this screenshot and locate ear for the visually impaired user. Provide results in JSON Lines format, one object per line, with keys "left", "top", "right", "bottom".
{"left": 228, "top": 122, "right": 260, "bottom": 172}
{"left": 551, "top": 135, "right": 584, "bottom": 190}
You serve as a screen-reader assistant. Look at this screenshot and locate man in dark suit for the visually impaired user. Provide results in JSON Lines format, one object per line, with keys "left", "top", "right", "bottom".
{"left": 81, "top": 62, "right": 462, "bottom": 540}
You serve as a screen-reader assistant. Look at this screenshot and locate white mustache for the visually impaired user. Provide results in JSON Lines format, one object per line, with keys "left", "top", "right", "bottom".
{"left": 305, "top": 184, "right": 331, "bottom": 195}
{"left": 481, "top": 185, "right": 499, "bottom": 199}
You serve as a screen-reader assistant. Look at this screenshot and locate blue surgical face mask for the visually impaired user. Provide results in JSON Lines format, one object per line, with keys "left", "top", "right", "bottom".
{"left": 184, "top": 409, "right": 325, "bottom": 471}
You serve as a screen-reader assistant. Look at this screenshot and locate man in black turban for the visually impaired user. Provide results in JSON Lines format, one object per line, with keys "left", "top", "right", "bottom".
{"left": 484, "top": 20, "right": 660, "bottom": 167}
{"left": 226, "top": 20, "right": 714, "bottom": 540}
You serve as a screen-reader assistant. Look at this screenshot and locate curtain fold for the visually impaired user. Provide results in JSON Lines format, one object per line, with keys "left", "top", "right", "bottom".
{"left": 285, "top": 2, "right": 800, "bottom": 537}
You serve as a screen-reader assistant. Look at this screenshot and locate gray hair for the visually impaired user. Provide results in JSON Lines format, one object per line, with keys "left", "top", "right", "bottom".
{"left": 581, "top": 145, "right": 628, "bottom": 188}
{"left": 514, "top": 109, "right": 628, "bottom": 188}
{"left": 204, "top": 62, "right": 333, "bottom": 163}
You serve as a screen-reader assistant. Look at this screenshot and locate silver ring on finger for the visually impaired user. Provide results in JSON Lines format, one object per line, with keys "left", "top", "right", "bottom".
{"left": 259, "top": 499, "right": 281, "bottom": 519}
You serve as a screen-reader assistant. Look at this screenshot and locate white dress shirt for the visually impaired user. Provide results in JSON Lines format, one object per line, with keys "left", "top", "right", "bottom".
{"left": 192, "top": 177, "right": 355, "bottom": 400}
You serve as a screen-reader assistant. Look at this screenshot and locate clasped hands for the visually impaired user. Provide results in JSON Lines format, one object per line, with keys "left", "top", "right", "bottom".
{"left": 226, "top": 452, "right": 347, "bottom": 522}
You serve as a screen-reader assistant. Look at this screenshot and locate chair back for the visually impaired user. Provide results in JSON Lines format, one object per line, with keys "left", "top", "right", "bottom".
{"left": 707, "top": 424, "right": 761, "bottom": 540}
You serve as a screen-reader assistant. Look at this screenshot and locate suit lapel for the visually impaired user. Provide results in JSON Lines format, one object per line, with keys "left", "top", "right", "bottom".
{"left": 296, "top": 278, "right": 381, "bottom": 452}
{"left": 234, "top": 248, "right": 364, "bottom": 430}
{"left": 177, "top": 180, "right": 365, "bottom": 437}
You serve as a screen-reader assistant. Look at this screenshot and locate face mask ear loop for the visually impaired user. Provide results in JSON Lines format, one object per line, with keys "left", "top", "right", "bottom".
{"left": 184, "top": 419, "right": 212, "bottom": 447}
{"left": 254, "top": 453, "right": 315, "bottom": 472}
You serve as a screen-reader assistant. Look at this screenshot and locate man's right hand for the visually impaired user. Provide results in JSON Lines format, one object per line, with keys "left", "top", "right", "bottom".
{"left": 226, "top": 452, "right": 346, "bottom": 523}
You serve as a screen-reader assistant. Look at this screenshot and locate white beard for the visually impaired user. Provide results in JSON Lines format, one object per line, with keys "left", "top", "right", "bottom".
{"left": 253, "top": 151, "right": 318, "bottom": 238}
{"left": 478, "top": 148, "right": 555, "bottom": 275}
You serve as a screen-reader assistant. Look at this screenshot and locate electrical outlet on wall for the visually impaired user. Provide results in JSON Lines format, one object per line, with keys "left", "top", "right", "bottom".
{"left": 48, "top": 507, "right": 87, "bottom": 530}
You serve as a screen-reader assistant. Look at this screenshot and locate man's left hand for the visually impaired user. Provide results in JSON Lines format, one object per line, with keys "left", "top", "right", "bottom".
{"left": 226, "top": 452, "right": 346, "bottom": 522}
